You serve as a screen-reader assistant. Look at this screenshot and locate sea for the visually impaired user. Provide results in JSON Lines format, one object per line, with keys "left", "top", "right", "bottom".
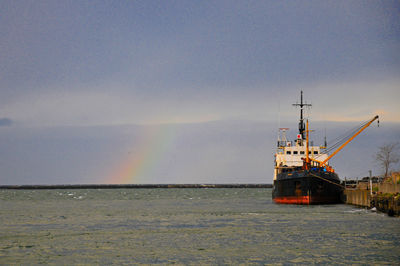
{"left": 1, "top": 188, "right": 399, "bottom": 265}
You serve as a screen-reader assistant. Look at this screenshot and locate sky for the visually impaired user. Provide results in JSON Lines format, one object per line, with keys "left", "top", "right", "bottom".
{"left": 0, "top": 0, "right": 399, "bottom": 185}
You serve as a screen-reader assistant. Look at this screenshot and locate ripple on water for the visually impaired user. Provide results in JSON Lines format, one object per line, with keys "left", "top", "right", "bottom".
{"left": 0, "top": 188, "right": 399, "bottom": 265}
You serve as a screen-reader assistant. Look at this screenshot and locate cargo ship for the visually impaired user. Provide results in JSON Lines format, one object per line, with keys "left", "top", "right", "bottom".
{"left": 272, "top": 91, "right": 378, "bottom": 204}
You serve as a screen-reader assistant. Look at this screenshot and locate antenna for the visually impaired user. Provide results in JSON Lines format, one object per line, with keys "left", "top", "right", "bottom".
{"left": 324, "top": 111, "right": 327, "bottom": 148}
{"left": 278, "top": 128, "right": 289, "bottom": 147}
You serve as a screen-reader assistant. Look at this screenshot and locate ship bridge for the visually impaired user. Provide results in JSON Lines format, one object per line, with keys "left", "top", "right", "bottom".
{"left": 273, "top": 128, "right": 328, "bottom": 180}
{"left": 275, "top": 144, "right": 328, "bottom": 168}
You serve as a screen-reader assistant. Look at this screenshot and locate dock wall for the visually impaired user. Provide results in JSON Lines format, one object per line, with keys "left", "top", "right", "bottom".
{"left": 371, "top": 195, "right": 400, "bottom": 216}
{"left": 344, "top": 189, "right": 371, "bottom": 207}
{"left": 345, "top": 183, "right": 400, "bottom": 216}
{"left": 375, "top": 183, "right": 400, "bottom": 194}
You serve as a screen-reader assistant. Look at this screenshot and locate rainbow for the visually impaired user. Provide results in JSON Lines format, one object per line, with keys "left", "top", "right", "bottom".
{"left": 106, "top": 124, "right": 177, "bottom": 184}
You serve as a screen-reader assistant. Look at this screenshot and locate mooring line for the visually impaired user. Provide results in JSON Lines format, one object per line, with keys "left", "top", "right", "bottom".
{"left": 309, "top": 173, "right": 345, "bottom": 188}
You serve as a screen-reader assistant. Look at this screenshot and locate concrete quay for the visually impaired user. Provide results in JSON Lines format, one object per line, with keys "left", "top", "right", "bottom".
{"left": 344, "top": 183, "right": 400, "bottom": 216}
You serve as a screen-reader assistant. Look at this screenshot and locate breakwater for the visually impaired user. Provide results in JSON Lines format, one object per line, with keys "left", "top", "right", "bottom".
{"left": 0, "top": 184, "right": 272, "bottom": 190}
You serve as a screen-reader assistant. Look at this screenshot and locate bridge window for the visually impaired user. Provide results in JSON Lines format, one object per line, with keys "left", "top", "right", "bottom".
{"left": 314, "top": 151, "right": 318, "bottom": 154}
{"left": 300, "top": 151, "right": 305, "bottom": 155}
{"left": 293, "top": 151, "right": 298, "bottom": 155}
{"left": 286, "top": 151, "right": 291, "bottom": 155}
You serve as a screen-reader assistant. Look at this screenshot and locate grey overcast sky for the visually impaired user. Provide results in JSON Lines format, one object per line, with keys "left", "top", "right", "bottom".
{"left": 0, "top": 1, "right": 399, "bottom": 184}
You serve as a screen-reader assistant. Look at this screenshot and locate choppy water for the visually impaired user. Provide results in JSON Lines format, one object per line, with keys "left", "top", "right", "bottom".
{"left": 0, "top": 188, "right": 399, "bottom": 265}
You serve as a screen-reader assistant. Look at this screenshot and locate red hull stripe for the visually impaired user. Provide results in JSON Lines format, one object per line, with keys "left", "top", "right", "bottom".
{"left": 274, "top": 196, "right": 311, "bottom": 205}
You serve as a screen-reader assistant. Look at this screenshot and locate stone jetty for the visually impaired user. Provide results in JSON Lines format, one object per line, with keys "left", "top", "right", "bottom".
{"left": 0, "top": 184, "right": 272, "bottom": 190}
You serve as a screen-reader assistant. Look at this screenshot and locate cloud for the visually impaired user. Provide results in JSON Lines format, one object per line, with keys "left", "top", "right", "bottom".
{"left": 0, "top": 76, "right": 399, "bottom": 128}
{"left": 0, "top": 1, "right": 399, "bottom": 127}
{"left": 0, "top": 81, "right": 280, "bottom": 127}
{"left": 278, "top": 78, "right": 400, "bottom": 123}
{"left": 0, "top": 118, "right": 13, "bottom": 126}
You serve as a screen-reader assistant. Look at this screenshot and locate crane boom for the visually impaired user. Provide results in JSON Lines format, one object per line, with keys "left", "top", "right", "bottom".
{"left": 320, "top": 115, "right": 379, "bottom": 166}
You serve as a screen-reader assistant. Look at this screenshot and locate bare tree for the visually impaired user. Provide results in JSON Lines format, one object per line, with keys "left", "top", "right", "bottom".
{"left": 375, "top": 142, "right": 399, "bottom": 178}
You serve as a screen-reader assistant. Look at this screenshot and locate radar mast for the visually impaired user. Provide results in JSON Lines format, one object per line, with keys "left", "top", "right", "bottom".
{"left": 292, "top": 91, "right": 312, "bottom": 140}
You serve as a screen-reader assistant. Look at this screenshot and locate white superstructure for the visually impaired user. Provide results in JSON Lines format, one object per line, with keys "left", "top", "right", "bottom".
{"left": 273, "top": 128, "right": 328, "bottom": 180}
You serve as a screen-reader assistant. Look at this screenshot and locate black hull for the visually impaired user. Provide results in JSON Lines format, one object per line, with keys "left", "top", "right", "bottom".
{"left": 272, "top": 169, "right": 343, "bottom": 204}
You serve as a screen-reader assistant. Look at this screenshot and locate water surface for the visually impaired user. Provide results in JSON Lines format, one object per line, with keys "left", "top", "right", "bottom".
{"left": 1, "top": 188, "right": 399, "bottom": 265}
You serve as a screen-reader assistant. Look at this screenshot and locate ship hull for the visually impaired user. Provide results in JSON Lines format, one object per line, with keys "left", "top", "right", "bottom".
{"left": 272, "top": 169, "right": 343, "bottom": 205}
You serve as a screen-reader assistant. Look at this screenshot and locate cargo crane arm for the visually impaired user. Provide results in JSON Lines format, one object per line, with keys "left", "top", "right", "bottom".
{"left": 308, "top": 115, "right": 379, "bottom": 170}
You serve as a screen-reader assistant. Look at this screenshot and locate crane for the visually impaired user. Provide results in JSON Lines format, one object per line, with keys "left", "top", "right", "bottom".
{"left": 304, "top": 115, "right": 379, "bottom": 172}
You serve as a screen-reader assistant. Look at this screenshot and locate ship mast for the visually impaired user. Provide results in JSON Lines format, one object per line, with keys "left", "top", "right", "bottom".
{"left": 293, "top": 91, "right": 312, "bottom": 141}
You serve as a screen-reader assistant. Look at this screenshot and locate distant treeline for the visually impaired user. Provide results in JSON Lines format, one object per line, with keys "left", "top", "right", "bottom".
{"left": 0, "top": 184, "right": 272, "bottom": 190}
